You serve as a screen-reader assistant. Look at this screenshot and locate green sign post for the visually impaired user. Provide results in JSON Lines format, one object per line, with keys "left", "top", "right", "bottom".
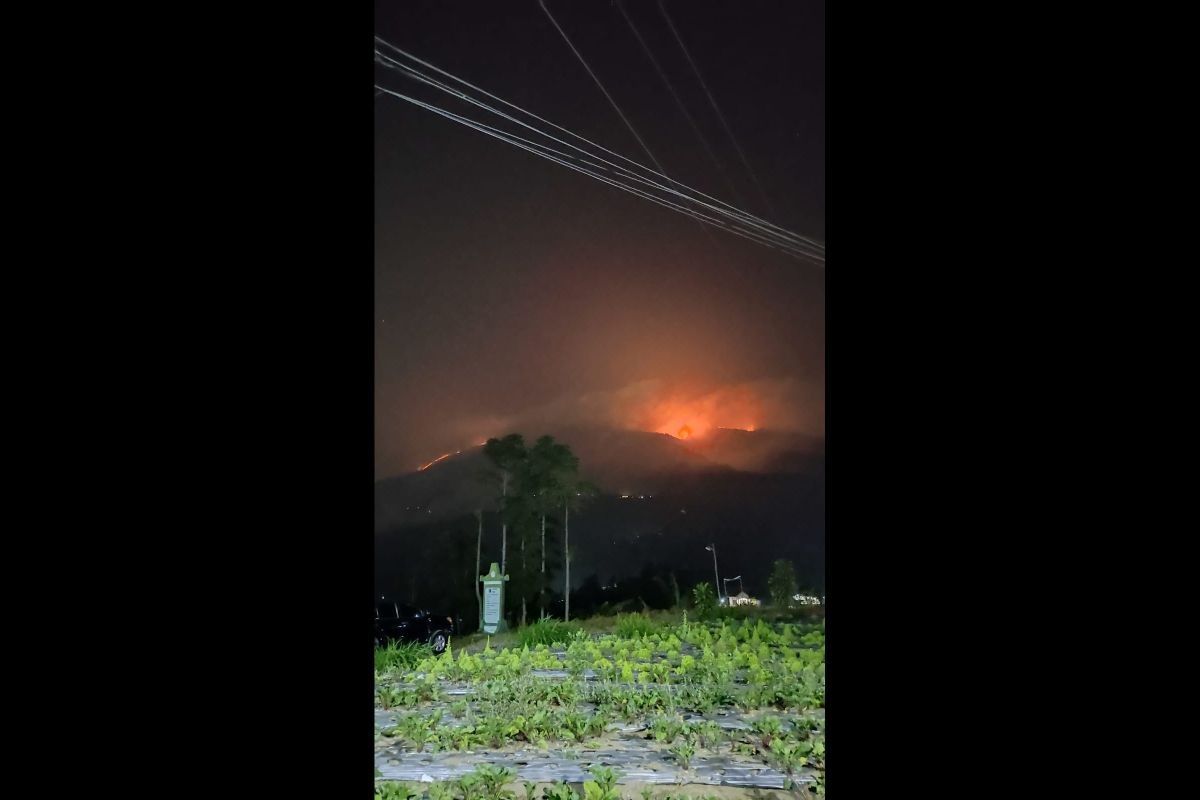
{"left": 479, "top": 562, "right": 509, "bottom": 634}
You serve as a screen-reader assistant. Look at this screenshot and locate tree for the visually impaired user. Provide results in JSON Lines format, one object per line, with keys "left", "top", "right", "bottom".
{"left": 484, "top": 433, "right": 593, "bottom": 625}
{"left": 692, "top": 581, "right": 717, "bottom": 620}
{"left": 483, "top": 434, "right": 526, "bottom": 576}
{"left": 501, "top": 482, "right": 539, "bottom": 627}
{"left": 524, "top": 435, "right": 594, "bottom": 621}
{"left": 474, "top": 509, "right": 483, "bottom": 630}
{"left": 768, "top": 559, "right": 798, "bottom": 608}
{"left": 525, "top": 436, "right": 571, "bottom": 618}
{"left": 563, "top": 479, "right": 598, "bottom": 622}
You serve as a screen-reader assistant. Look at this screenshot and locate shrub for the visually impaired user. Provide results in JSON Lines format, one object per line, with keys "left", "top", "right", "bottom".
{"left": 691, "top": 582, "right": 718, "bottom": 620}
{"left": 517, "top": 618, "right": 582, "bottom": 648}
{"left": 375, "top": 640, "right": 430, "bottom": 673}
{"left": 615, "top": 612, "right": 661, "bottom": 639}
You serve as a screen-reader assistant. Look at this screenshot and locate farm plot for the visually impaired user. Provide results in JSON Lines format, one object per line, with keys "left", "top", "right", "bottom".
{"left": 374, "top": 617, "right": 825, "bottom": 799}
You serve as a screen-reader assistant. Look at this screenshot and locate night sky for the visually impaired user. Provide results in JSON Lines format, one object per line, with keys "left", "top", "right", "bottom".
{"left": 375, "top": 0, "right": 825, "bottom": 478}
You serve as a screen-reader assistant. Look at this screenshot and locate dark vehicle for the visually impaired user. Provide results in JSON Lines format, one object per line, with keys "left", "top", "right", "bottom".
{"left": 375, "top": 597, "right": 459, "bottom": 655}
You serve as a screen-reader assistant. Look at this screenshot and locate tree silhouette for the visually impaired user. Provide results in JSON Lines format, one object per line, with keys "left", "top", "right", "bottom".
{"left": 768, "top": 559, "right": 798, "bottom": 608}
{"left": 483, "top": 434, "right": 526, "bottom": 576}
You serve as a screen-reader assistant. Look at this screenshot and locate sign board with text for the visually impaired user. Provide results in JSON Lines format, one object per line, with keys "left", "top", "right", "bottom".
{"left": 479, "top": 562, "right": 509, "bottom": 634}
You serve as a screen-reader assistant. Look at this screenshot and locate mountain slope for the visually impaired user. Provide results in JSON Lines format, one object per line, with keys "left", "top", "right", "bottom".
{"left": 375, "top": 426, "right": 824, "bottom": 613}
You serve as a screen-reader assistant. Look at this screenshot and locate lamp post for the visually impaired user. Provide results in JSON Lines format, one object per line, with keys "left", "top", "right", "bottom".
{"left": 705, "top": 544, "right": 722, "bottom": 604}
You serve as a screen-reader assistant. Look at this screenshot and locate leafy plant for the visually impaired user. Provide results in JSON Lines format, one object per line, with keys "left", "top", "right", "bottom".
{"left": 769, "top": 737, "right": 809, "bottom": 774}
{"left": 752, "top": 715, "right": 783, "bottom": 743}
{"left": 476, "top": 765, "right": 516, "bottom": 800}
{"left": 669, "top": 739, "right": 696, "bottom": 770}
{"left": 518, "top": 618, "right": 582, "bottom": 648}
{"left": 542, "top": 783, "right": 579, "bottom": 800}
{"left": 582, "top": 766, "right": 620, "bottom": 800}
{"left": 615, "top": 613, "right": 661, "bottom": 639}
{"left": 377, "top": 685, "right": 404, "bottom": 710}
{"left": 457, "top": 772, "right": 484, "bottom": 800}
{"left": 650, "top": 714, "right": 685, "bottom": 744}
{"left": 691, "top": 583, "right": 718, "bottom": 620}
{"left": 560, "top": 709, "right": 595, "bottom": 741}
{"left": 478, "top": 713, "right": 518, "bottom": 748}
{"left": 376, "top": 640, "right": 432, "bottom": 673}
{"left": 687, "top": 720, "right": 724, "bottom": 749}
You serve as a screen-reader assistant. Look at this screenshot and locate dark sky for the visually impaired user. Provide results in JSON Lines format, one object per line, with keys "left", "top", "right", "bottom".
{"left": 375, "top": 0, "right": 824, "bottom": 478}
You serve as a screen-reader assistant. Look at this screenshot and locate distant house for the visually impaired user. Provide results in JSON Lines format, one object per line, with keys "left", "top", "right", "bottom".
{"left": 792, "top": 593, "right": 823, "bottom": 605}
{"left": 728, "top": 591, "right": 761, "bottom": 607}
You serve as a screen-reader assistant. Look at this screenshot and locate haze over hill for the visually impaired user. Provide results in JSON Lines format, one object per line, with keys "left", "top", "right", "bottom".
{"left": 374, "top": 425, "right": 822, "bottom": 530}
{"left": 374, "top": 426, "right": 824, "bottom": 614}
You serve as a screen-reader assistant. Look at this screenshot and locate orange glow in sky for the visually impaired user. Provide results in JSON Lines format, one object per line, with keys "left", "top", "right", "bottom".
{"left": 642, "top": 392, "right": 759, "bottom": 440}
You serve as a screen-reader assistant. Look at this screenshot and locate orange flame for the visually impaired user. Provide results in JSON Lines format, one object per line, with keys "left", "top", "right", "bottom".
{"left": 417, "top": 452, "right": 452, "bottom": 471}
{"left": 635, "top": 386, "right": 765, "bottom": 440}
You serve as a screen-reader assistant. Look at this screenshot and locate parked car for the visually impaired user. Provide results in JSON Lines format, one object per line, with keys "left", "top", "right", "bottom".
{"left": 375, "top": 597, "right": 459, "bottom": 654}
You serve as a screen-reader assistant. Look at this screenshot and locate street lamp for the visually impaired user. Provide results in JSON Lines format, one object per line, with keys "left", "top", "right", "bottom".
{"left": 705, "top": 544, "right": 722, "bottom": 604}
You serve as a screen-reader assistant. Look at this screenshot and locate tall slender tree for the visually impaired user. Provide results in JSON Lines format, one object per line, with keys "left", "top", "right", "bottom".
{"left": 525, "top": 436, "right": 596, "bottom": 621}
{"left": 474, "top": 509, "right": 483, "bottom": 630}
{"left": 483, "top": 434, "right": 526, "bottom": 576}
{"left": 562, "top": 479, "right": 598, "bottom": 622}
{"left": 501, "top": 488, "right": 539, "bottom": 627}
{"left": 526, "top": 436, "right": 574, "bottom": 618}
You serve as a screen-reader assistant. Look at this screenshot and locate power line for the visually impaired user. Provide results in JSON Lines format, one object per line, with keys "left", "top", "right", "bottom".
{"left": 373, "top": 37, "right": 821, "bottom": 253}
{"left": 374, "top": 85, "right": 815, "bottom": 260}
{"left": 373, "top": 84, "right": 810, "bottom": 259}
{"left": 374, "top": 84, "right": 821, "bottom": 263}
{"left": 537, "top": 0, "right": 669, "bottom": 179}
{"left": 377, "top": 65, "right": 820, "bottom": 261}
{"left": 535, "top": 0, "right": 717, "bottom": 246}
{"left": 375, "top": 56, "right": 822, "bottom": 261}
{"left": 373, "top": 42, "right": 824, "bottom": 257}
{"left": 657, "top": 0, "right": 778, "bottom": 220}
{"left": 376, "top": 51, "right": 820, "bottom": 258}
{"left": 613, "top": 0, "right": 750, "bottom": 213}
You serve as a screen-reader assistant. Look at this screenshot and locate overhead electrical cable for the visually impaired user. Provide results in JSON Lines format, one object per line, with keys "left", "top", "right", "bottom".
{"left": 375, "top": 51, "right": 820, "bottom": 258}
{"left": 374, "top": 36, "right": 822, "bottom": 253}
{"left": 613, "top": 0, "right": 750, "bottom": 213}
{"left": 657, "top": 0, "right": 779, "bottom": 220}
{"left": 374, "top": 84, "right": 821, "bottom": 262}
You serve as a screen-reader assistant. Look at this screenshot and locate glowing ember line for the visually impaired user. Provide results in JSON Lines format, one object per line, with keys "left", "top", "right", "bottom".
{"left": 418, "top": 453, "right": 452, "bottom": 471}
